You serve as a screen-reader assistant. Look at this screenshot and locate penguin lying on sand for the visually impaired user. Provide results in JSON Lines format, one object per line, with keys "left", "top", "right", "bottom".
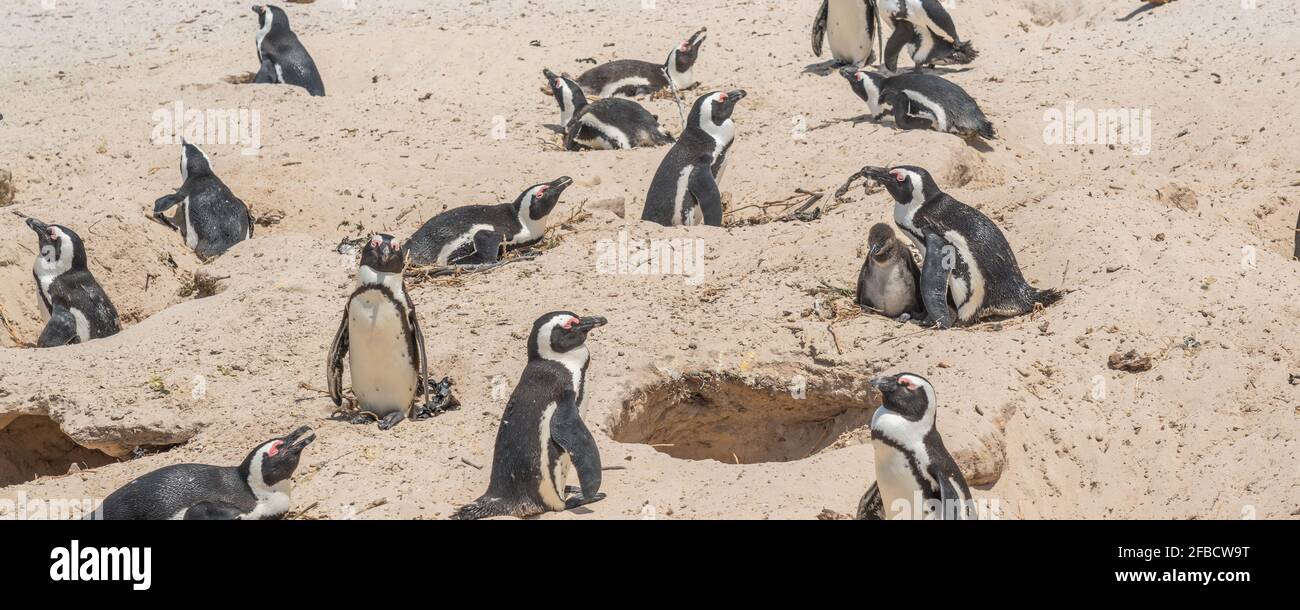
{"left": 544, "top": 69, "right": 674, "bottom": 151}
{"left": 251, "top": 4, "right": 325, "bottom": 96}
{"left": 861, "top": 165, "right": 1062, "bottom": 328}
{"left": 841, "top": 67, "right": 994, "bottom": 140}
{"left": 642, "top": 90, "right": 747, "bottom": 226}
{"left": 856, "top": 373, "right": 975, "bottom": 520}
{"left": 25, "top": 218, "right": 120, "bottom": 347}
{"left": 452, "top": 312, "right": 607, "bottom": 520}
{"left": 328, "top": 235, "right": 459, "bottom": 430}
{"left": 878, "top": 0, "right": 977, "bottom": 72}
{"left": 153, "top": 141, "right": 254, "bottom": 259}
{"left": 577, "top": 28, "right": 707, "bottom": 98}
{"left": 92, "top": 426, "right": 315, "bottom": 520}
{"left": 404, "top": 177, "right": 572, "bottom": 266}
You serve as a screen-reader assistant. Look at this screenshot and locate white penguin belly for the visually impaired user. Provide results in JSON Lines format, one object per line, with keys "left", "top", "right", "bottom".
{"left": 537, "top": 402, "right": 570, "bottom": 511}
{"left": 904, "top": 90, "right": 949, "bottom": 132}
{"left": 873, "top": 441, "right": 931, "bottom": 520}
{"left": 869, "top": 264, "right": 915, "bottom": 317}
{"left": 347, "top": 292, "right": 417, "bottom": 416}
{"left": 828, "top": 0, "right": 873, "bottom": 65}
{"left": 578, "top": 114, "right": 630, "bottom": 150}
{"left": 600, "top": 76, "right": 652, "bottom": 98}
{"left": 436, "top": 223, "right": 496, "bottom": 265}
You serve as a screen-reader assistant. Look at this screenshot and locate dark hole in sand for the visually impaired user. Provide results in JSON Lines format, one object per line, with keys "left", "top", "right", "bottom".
{"left": 610, "top": 368, "right": 877, "bottom": 464}
{"left": 0, "top": 415, "right": 118, "bottom": 486}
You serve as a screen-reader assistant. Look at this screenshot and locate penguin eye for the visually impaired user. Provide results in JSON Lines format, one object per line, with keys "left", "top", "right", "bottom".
{"left": 717, "top": 93, "right": 727, "bottom": 103}
{"left": 370, "top": 238, "right": 382, "bottom": 248}
{"left": 891, "top": 171, "right": 906, "bottom": 183}
{"left": 562, "top": 317, "right": 578, "bottom": 330}
{"left": 680, "top": 43, "right": 690, "bottom": 52}
{"left": 390, "top": 239, "right": 401, "bottom": 251}
{"left": 267, "top": 441, "right": 283, "bottom": 457}
{"left": 856, "top": 73, "right": 864, "bottom": 82}
{"left": 555, "top": 79, "right": 563, "bottom": 88}
{"left": 535, "top": 186, "right": 549, "bottom": 198}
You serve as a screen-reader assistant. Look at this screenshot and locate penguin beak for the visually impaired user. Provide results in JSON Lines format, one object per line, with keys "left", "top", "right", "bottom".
{"left": 868, "top": 242, "right": 884, "bottom": 258}
{"left": 25, "top": 218, "right": 49, "bottom": 236}
{"left": 839, "top": 66, "right": 859, "bottom": 80}
{"left": 869, "top": 376, "right": 895, "bottom": 391}
{"left": 860, "top": 166, "right": 894, "bottom": 184}
{"left": 251, "top": 5, "right": 265, "bottom": 16}
{"left": 720, "top": 90, "right": 747, "bottom": 108}
{"left": 281, "top": 426, "right": 316, "bottom": 455}
{"left": 688, "top": 28, "right": 708, "bottom": 49}
{"left": 550, "top": 176, "right": 574, "bottom": 194}
{"left": 543, "top": 68, "right": 559, "bottom": 85}
{"left": 575, "top": 316, "right": 607, "bottom": 332}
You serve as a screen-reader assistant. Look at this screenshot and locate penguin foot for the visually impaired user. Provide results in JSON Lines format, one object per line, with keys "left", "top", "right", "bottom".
{"left": 377, "top": 411, "right": 406, "bottom": 431}
{"left": 895, "top": 313, "right": 913, "bottom": 323}
{"left": 413, "top": 377, "right": 461, "bottom": 420}
{"left": 563, "top": 487, "right": 606, "bottom": 510}
{"left": 348, "top": 413, "right": 377, "bottom": 426}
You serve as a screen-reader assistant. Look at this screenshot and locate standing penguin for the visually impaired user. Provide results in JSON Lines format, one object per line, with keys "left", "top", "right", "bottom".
{"left": 403, "top": 177, "right": 572, "bottom": 266}
{"left": 327, "top": 234, "right": 456, "bottom": 430}
{"left": 812, "top": 0, "right": 881, "bottom": 67}
{"left": 861, "top": 166, "right": 1062, "bottom": 327}
{"left": 251, "top": 4, "right": 325, "bottom": 97}
{"left": 544, "top": 69, "right": 674, "bottom": 151}
{"left": 152, "top": 141, "right": 254, "bottom": 259}
{"left": 92, "top": 426, "right": 315, "bottom": 520}
{"left": 879, "top": 0, "right": 976, "bottom": 72}
{"left": 856, "top": 373, "right": 974, "bottom": 520}
{"left": 452, "top": 312, "right": 607, "bottom": 520}
{"left": 577, "top": 28, "right": 707, "bottom": 98}
{"left": 25, "top": 218, "right": 119, "bottom": 347}
{"left": 641, "top": 90, "right": 747, "bottom": 227}
{"left": 856, "top": 223, "right": 924, "bottom": 321}
{"left": 841, "top": 67, "right": 995, "bottom": 140}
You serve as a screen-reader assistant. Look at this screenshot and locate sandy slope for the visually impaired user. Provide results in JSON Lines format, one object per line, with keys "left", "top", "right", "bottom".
{"left": 0, "top": 0, "right": 1295, "bottom": 519}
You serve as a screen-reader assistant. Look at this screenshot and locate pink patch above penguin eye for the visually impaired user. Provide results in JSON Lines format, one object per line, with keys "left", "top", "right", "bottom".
{"left": 268, "top": 440, "right": 283, "bottom": 457}
{"left": 562, "top": 317, "right": 578, "bottom": 330}
{"left": 555, "top": 79, "right": 563, "bottom": 88}
{"left": 891, "top": 170, "right": 906, "bottom": 183}
{"left": 899, "top": 376, "right": 917, "bottom": 390}
{"left": 680, "top": 43, "right": 690, "bottom": 52}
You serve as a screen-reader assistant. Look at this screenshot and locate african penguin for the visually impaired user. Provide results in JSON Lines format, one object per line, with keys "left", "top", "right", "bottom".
{"left": 811, "top": 0, "right": 881, "bottom": 66}
{"left": 861, "top": 165, "right": 1062, "bottom": 327}
{"left": 856, "top": 373, "right": 975, "bottom": 520}
{"left": 452, "top": 312, "right": 607, "bottom": 520}
{"left": 881, "top": 16, "right": 977, "bottom": 73}
{"left": 841, "top": 67, "right": 995, "bottom": 140}
{"left": 641, "top": 90, "right": 746, "bottom": 227}
{"left": 544, "top": 69, "right": 674, "bottom": 151}
{"left": 25, "top": 218, "right": 120, "bottom": 347}
{"left": 91, "top": 426, "right": 315, "bottom": 520}
{"left": 404, "top": 177, "right": 573, "bottom": 266}
{"left": 328, "top": 235, "right": 456, "bottom": 430}
{"left": 577, "top": 28, "right": 707, "bottom": 98}
{"left": 877, "top": 0, "right": 969, "bottom": 73}
{"left": 252, "top": 4, "right": 325, "bottom": 96}
{"left": 856, "top": 223, "right": 924, "bottom": 321}
{"left": 153, "top": 141, "right": 254, "bottom": 260}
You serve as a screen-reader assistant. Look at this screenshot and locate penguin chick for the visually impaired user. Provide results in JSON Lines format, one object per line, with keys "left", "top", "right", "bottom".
{"left": 857, "top": 223, "right": 924, "bottom": 320}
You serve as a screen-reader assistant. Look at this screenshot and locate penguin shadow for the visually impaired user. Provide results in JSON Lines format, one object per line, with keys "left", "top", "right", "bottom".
{"left": 963, "top": 137, "right": 995, "bottom": 153}
{"left": 1117, "top": 4, "right": 1160, "bottom": 22}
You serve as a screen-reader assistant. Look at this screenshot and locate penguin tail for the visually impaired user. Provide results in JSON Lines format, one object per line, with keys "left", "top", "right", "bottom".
{"left": 978, "top": 120, "right": 997, "bottom": 140}
{"left": 947, "top": 40, "right": 979, "bottom": 65}
{"left": 1033, "top": 287, "right": 1064, "bottom": 307}
{"left": 449, "top": 496, "right": 513, "bottom": 521}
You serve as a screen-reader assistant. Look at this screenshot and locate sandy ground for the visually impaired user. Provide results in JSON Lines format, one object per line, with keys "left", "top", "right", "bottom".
{"left": 0, "top": 0, "right": 1296, "bottom": 519}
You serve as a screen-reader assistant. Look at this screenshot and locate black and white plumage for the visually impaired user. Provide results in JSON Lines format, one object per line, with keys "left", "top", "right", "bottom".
{"left": 452, "top": 312, "right": 607, "bottom": 520}
{"left": 577, "top": 28, "right": 707, "bottom": 98}
{"left": 841, "top": 67, "right": 995, "bottom": 140}
{"left": 862, "top": 166, "right": 1062, "bottom": 328}
{"left": 404, "top": 177, "right": 572, "bottom": 266}
{"left": 641, "top": 90, "right": 746, "bottom": 227}
{"left": 812, "top": 0, "right": 881, "bottom": 66}
{"left": 857, "top": 223, "right": 923, "bottom": 321}
{"left": 91, "top": 426, "right": 315, "bottom": 520}
{"left": 26, "top": 218, "right": 120, "bottom": 347}
{"left": 252, "top": 4, "right": 325, "bottom": 97}
{"left": 152, "top": 141, "right": 254, "bottom": 259}
{"left": 881, "top": 16, "right": 977, "bottom": 73}
{"left": 328, "top": 235, "right": 455, "bottom": 430}
{"left": 544, "top": 69, "right": 674, "bottom": 151}
{"left": 856, "top": 373, "right": 974, "bottom": 520}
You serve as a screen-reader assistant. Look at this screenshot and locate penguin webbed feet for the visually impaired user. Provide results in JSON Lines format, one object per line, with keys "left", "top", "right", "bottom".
{"left": 562, "top": 486, "right": 606, "bottom": 511}
{"left": 377, "top": 411, "right": 406, "bottom": 431}
{"left": 412, "top": 377, "right": 460, "bottom": 420}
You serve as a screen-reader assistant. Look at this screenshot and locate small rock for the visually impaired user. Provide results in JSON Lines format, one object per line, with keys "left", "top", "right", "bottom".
{"left": 1108, "top": 350, "right": 1153, "bottom": 373}
{"left": 1156, "top": 183, "right": 1198, "bottom": 211}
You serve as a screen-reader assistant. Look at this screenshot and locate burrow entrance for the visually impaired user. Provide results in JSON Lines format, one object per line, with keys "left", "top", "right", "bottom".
{"left": 609, "top": 365, "right": 879, "bottom": 464}
{"left": 0, "top": 415, "right": 118, "bottom": 486}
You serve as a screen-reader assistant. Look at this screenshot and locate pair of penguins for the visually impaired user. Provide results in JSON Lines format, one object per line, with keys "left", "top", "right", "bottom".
{"left": 91, "top": 237, "right": 608, "bottom": 520}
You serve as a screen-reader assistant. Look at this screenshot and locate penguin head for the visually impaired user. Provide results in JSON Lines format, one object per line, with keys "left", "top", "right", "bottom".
{"left": 867, "top": 223, "right": 902, "bottom": 263}
{"left": 180, "top": 140, "right": 213, "bottom": 180}
{"left": 360, "top": 234, "right": 405, "bottom": 273}
{"left": 689, "top": 90, "right": 747, "bottom": 131}
{"left": 26, "top": 217, "right": 87, "bottom": 274}
{"left": 516, "top": 176, "right": 573, "bottom": 223}
{"left": 241, "top": 426, "right": 315, "bottom": 490}
{"left": 252, "top": 5, "right": 290, "bottom": 34}
{"left": 543, "top": 69, "right": 587, "bottom": 118}
{"left": 839, "top": 67, "right": 884, "bottom": 114}
{"left": 870, "top": 373, "right": 937, "bottom": 423}
{"left": 862, "top": 165, "right": 939, "bottom": 207}
{"left": 669, "top": 28, "right": 708, "bottom": 73}
{"left": 528, "top": 311, "right": 607, "bottom": 362}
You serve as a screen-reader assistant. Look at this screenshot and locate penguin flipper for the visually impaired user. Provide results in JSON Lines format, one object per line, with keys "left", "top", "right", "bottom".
{"left": 403, "top": 290, "right": 431, "bottom": 411}
{"left": 918, "top": 0, "right": 960, "bottom": 44}
{"left": 254, "top": 58, "right": 277, "bottom": 84}
{"left": 892, "top": 95, "right": 934, "bottom": 131}
{"left": 928, "top": 465, "right": 975, "bottom": 520}
{"left": 450, "top": 230, "right": 503, "bottom": 265}
{"left": 184, "top": 501, "right": 245, "bottom": 520}
{"left": 152, "top": 192, "right": 184, "bottom": 231}
{"left": 688, "top": 164, "right": 724, "bottom": 226}
{"left": 811, "top": 0, "right": 828, "bottom": 57}
{"left": 37, "top": 307, "right": 79, "bottom": 347}
{"left": 326, "top": 307, "right": 349, "bottom": 406}
{"left": 883, "top": 20, "right": 913, "bottom": 73}
{"left": 919, "top": 231, "right": 955, "bottom": 329}
{"left": 550, "top": 390, "right": 603, "bottom": 506}
{"left": 856, "top": 482, "right": 885, "bottom": 520}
